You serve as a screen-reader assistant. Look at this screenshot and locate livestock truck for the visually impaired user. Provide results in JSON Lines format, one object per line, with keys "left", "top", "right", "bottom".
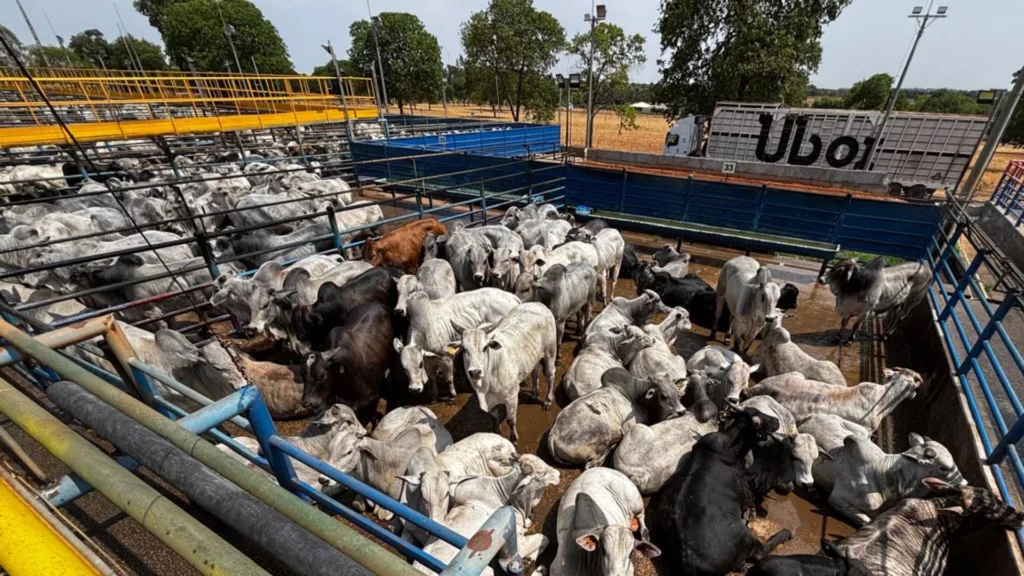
{"left": 664, "top": 102, "right": 988, "bottom": 197}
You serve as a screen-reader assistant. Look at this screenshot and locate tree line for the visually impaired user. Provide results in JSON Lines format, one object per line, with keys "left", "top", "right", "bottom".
{"left": 2, "top": 0, "right": 1022, "bottom": 144}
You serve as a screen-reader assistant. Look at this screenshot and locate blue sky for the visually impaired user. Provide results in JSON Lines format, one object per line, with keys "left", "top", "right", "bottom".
{"left": 5, "top": 0, "right": 1021, "bottom": 90}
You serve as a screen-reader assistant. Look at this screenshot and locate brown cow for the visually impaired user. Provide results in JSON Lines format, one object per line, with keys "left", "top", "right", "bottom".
{"left": 364, "top": 218, "right": 448, "bottom": 274}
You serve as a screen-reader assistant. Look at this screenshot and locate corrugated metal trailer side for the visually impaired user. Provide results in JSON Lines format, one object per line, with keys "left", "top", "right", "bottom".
{"left": 705, "top": 103, "right": 987, "bottom": 192}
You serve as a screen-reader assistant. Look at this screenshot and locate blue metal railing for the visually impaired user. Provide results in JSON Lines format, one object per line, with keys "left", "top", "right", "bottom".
{"left": 927, "top": 203, "right": 1024, "bottom": 553}
{"left": 990, "top": 160, "right": 1024, "bottom": 228}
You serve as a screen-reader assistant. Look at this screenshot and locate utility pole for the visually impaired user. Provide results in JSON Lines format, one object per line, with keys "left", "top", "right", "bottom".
{"left": 114, "top": 3, "right": 145, "bottom": 71}
{"left": 583, "top": 4, "right": 606, "bottom": 149}
{"left": 494, "top": 71, "right": 500, "bottom": 119}
{"left": 367, "top": 1, "right": 390, "bottom": 114}
{"left": 441, "top": 64, "right": 449, "bottom": 119}
{"left": 369, "top": 62, "right": 382, "bottom": 119}
{"left": 962, "top": 68, "right": 1024, "bottom": 202}
{"left": 323, "top": 41, "right": 355, "bottom": 143}
{"left": 214, "top": 0, "right": 244, "bottom": 77}
{"left": 867, "top": 1, "right": 947, "bottom": 168}
{"left": 14, "top": 0, "right": 48, "bottom": 66}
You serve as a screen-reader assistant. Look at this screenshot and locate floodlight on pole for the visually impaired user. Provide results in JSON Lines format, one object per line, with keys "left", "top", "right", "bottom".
{"left": 584, "top": 3, "right": 607, "bottom": 150}
{"left": 322, "top": 41, "right": 355, "bottom": 142}
{"left": 865, "top": 0, "right": 947, "bottom": 169}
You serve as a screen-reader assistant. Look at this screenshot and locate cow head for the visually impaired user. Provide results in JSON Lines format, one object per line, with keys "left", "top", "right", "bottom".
{"left": 572, "top": 493, "right": 660, "bottom": 574}
{"left": 460, "top": 326, "right": 497, "bottom": 392}
{"left": 640, "top": 289, "right": 671, "bottom": 317}
{"left": 517, "top": 245, "right": 547, "bottom": 279}
{"left": 615, "top": 325, "right": 658, "bottom": 366}
{"left": 500, "top": 206, "right": 521, "bottom": 229}
{"left": 922, "top": 478, "right": 1024, "bottom": 530}
{"left": 300, "top": 350, "right": 338, "bottom": 410}
{"left": 466, "top": 244, "right": 492, "bottom": 285}
{"left": 748, "top": 268, "right": 782, "bottom": 324}
{"left": 652, "top": 244, "right": 680, "bottom": 267}
{"left": 398, "top": 467, "right": 452, "bottom": 528}
{"left": 882, "top": 367, "right": 923, "bottom": 401}
{"left": 632, "top": 260, "right": 655, "bottom": 294}
{"left": 513, "top": 270, "right": 536, "bottom": 301}
{"left": 655, "top": 307, "right": 692, "bottom": 345}
{"left": 638, "top": 373, "right": 685, "bottom": 423}
{"left": 788, "top": 433, "right": 819, "bottom": 490}
{"left": 394, "top": 275, "right": 423, "bottom": 316}
{"left": 565, "top": 227, "right": 593, "bottom": 243}
{"left": 903, "top": 433, "right": 966, "bottom": 488}
{"left": 393, "top": 338, "right": 441, "bottom": 393}
{"left": 778, "top": 282, "right": 800, "bottom": 311}
{"left": 684, "top": 373, "right": 719, "bottom": 424}
{"left": 154, "top": 330, "right": 247, "bottom": 399}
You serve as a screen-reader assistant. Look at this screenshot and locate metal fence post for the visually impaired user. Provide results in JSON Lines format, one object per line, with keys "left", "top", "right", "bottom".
{"left": 938, "top": 249, "right": 988, "bottom": 322}
{"left": 619, "top": 168, "right": 628, "bottom": 213}
{"left": 244, "top": 387, "right": 300, "bottom": 496}
{"left": 325, "top": 205, "right": 344, "bottom": 254}
{"left": 752, "top": 184, "right": 768, "bottom": 232}
{"left": 480, "top": 179, "right": 488, "bottom": 225}
{"left": 1007, "top": 180, "right": 1024, "bottom": 216}
{"left": 193, "top": 230, "right": 221, "bottom": 280}
{"left": 681, "top": 176, "right": 693, "bottom": 222}
{"left": 933, "top": 221, "right": 967, "bottom": 284}
{"left": 832, "top": 194, "right": 853, "bottom": 245}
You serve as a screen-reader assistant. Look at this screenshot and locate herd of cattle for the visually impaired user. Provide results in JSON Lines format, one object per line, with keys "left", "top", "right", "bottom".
{"left": 0, "top": 151, "right": 1017, "bottom": 576}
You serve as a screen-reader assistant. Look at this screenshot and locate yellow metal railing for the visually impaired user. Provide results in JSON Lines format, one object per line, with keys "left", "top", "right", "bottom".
{"left": 0, "top": 67, "right": 379, "bottom": 147}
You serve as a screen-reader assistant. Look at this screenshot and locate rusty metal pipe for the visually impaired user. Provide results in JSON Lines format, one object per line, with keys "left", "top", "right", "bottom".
{"left": 0, "top": 426, "right": 48, "bottom": 483}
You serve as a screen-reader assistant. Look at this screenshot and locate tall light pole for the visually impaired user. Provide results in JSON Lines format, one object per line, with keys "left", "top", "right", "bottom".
{"left": 583, "top": 4, "right": 606, "bottom": 150}
{"left": 323, "top": 41, "right": 355, "bottom": 142}
{"left": 962, "top": 69, "right": 1024, "bottom": 201}
{"left": 367, "top": 1, "right": 390, "bottom": 114}
{"left": 213, "top": 0, "right": 243, "bottom": 75}
{"left": 867, "top": 2, "right": 947, "bottom": 169}
{"left": 14, "top": 0, "right": 48, "bottom": 66}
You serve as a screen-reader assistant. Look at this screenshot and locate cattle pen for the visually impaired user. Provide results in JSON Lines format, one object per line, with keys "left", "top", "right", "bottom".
{"left": 0, "top": 75, "right": 1023, "bottom": 576}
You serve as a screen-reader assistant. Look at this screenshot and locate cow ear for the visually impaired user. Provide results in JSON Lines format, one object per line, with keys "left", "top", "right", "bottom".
{"left": 883, "top": 368, "right": 896, "bottom": 379}
{"left": 636, "top": 540, "right": 661, "bottom": 559}
{"left": 575, "top": 534, "right": 599, "bottom": 552}
{"left": 909, "top": 432, "right": 925, "bottom": 446}
{"left": 938, "top": 506, "right": 965, "bottom": 515}
{"left": 393, "top": 338, "right": 405, "bottom": 353}
{"left": 396, "top": 475, "right": 420, "bottom": 487}
{"left": 748, "top": 364, "right": 761, "bottom": 373}
{"left": 117, "top": 253, "right": 146, "bottom": 267}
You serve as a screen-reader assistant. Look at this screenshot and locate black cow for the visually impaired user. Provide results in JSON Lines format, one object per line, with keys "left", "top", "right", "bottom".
{"left": 62, "top": 161, "right": 129, "bottom": 188}
{"left": 565, "top": 217, "right": 608, "bottom": 241}
{"left": 291, "top": 266, "right": 401, "bottom": 350}
{"left": 647, "top": 407, "right": 791, "bottom": 575}
{"left": 619, "top": 243, "right": 640, "bottom": 279}
{"left": 748, "top": 540, "right": 871, "bottom": 576}
{"left": 300, "top": 302, "right": 394, "bottom": 424}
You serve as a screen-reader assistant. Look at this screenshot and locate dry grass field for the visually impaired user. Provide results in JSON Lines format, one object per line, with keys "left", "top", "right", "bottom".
{"left": 412, "top": 102, "right": 1024, "bottom": 201}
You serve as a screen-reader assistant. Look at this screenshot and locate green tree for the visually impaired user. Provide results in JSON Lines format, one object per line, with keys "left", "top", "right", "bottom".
{"left": 461, "top": 0, "right": 565, "bottom": 121}
{"left": 446, "top": 62, "right": 467, "bottom": 103}
{"left": 844, "top": 74, "right": 893, "bottom": 110}
{"left": 347, "top": 12, "right": 442, "bottom": 114}
{"left": 811, "top": 96, "right": 844, "bottom": 109}
{"left": 156, "top": 0, "right": 293, "bottom": 73}
{"left": 69, "top": 29, "right": 110, "bottom": 68}
{"left": 134, "top": 0, "right": 179, "bottom": 30}
{"left": 614, "top": 104, "right": 639, "bottom": 133}
{"left": 656, "top": 0, "right": 851, "bottom": 117}
{"left": 26, "top": 45, "right": 91, "bottom": 68}
{"left": 567, "top": 23, "right": 645, "bottom": 139}
{"left": 914, "top": 89, "right": 986, "bottom": 114}
{"left": 109, "top": 35, "right": 169, "bottom": 70}
{"left": 0, "top": 25, "right": 24, "bottom": 68}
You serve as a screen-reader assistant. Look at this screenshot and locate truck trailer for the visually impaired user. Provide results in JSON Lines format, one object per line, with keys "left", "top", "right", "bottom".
{"left": 665, "top": 102, "right": 988, "bottom": 196}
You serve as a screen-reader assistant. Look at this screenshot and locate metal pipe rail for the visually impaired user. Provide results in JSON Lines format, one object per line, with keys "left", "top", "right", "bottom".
{"left": 927, "top": 199, "right": 1024, "bottom": 555}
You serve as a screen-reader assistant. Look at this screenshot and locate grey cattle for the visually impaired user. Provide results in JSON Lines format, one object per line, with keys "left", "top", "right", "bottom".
{"left": 613, "top": 413, "right": 717, "bottom": 495}
{"left": 687, "top": 345, "right": 759, "bottom": 406}
{"left": 394, "top": 258, "right": 457, "bottom": 316}
{"left": 399, "top": 433, "right": 518, "bottom": 545}
{"left": 327, "top": 426, "right": 441, "bottom": 521}
{"left": 395, "top": 288, "right": 520, "bottom": 398}
{"left": 277, "top": 404, "right": 366, "bottom": 485}
{"left": 812, "top": 433, "right": 965, "bottom": 526}
{"left": 819, "top": 257, "right": 933, "bottom": 343}
{"left": 741, "top": 396, "right": 800, "bottom": 435}
{"left": 551, "top": 468, "right": 660, "bottom": 576}
{"left": 797, "top": 413, "right": 872, "bottom": 452}
{"left": 754, "top": 316, "right": 847, "bottom": 386}
{"left": 0, "top": 225, "right": 68, "bottom": 269}
{"left": 445, "top": 229, "right": 493, "bottom": 290}
{"left": 711, "top": 255, "right": 781, "bottom": 354}
{"left": 416, "top": 456, "right": 559, "bottom": 575}
{"left": 209, "top": 255, "right": 342, "bottom": 324}
{"left": 371, "top": 406, "right": 453, "bottom": 454}
{"left": 745, "top": 368, "right": 922, "bottom": 431}
{"left": 220, "top": 223, "right": 332, "bottom": 268}
{"left": 651, "top": 244, "right": 691, "bottom": 278}
{"left": 519, "top": 242, "right": 600, "bottom": 287}
{"left": 517, "top": 261, "right": 597, "bottom": 354}
{"left": 564, "top": 325, "right": 657, "bottom": 401}
{"left": 548, "top": 367, "right": 685, "bottom": 468}
{"left": 584, "top": 289, "right": 668, "bottom": 344}
{"left": 738, "top": 397, "right": 820, "bottom": 490}
{"left": 472, "top": 225, "right": 524, "bottom": 291}
{"left": 218, "top": 189, "right": 320, "bottom": 231}
{"left": 460, "top": 302, "right": 557, "bottom": 440}
{"left": 501, "top": 203, "right": 559, "bottom": 228}
{"left": 514, "top": 218, "right": 572, "bottom": 250}
{"left": 333, "top": 201, "right": 384, "bottom": 257}
{"left": 588, "top": 227, "right": 625, "bottom": 302}
{"left": 834, "top": 480, "right": 1024, "bottom": 576}
{"left": 629, "top": 308, "right": 693, "bottom": 394}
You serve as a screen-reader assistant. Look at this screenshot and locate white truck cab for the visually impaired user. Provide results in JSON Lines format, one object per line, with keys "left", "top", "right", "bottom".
{"left": 664, "top": 115, "right": 704, "bottom": 156}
